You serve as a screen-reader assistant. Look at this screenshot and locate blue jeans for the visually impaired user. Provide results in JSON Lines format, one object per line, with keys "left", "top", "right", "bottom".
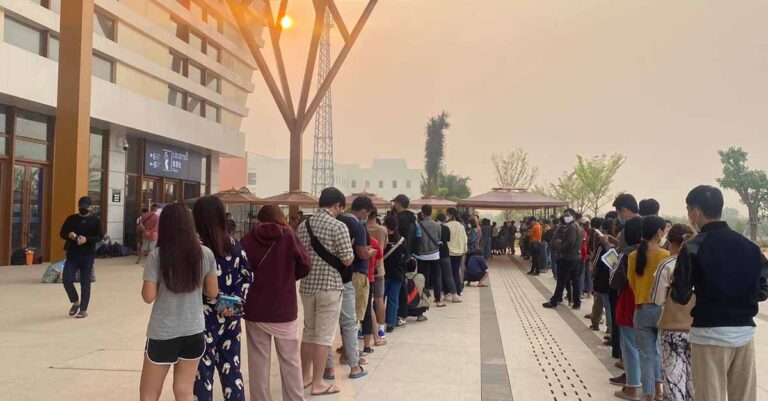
{"left": 634, "top": 304, "right": 662, "bottom": 396}
{"left": 620, "top": 325, "right": 641, "bottom": 387}
{"left": 63, "top": 254, "right": 95, "bottom": 311}
{"left": 582, "top": 261, "right": 593, "bottom": 292}
{"left": 384, "top": 279, "right": 401, "bottom": 327}
{"left": 598, "top": 292, "right": 612, "bottom": 333}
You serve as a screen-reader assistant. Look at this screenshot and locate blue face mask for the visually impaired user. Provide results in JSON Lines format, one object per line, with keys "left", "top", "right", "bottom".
{"left": 617, "top": 215, "right": 625, "bottom": 225}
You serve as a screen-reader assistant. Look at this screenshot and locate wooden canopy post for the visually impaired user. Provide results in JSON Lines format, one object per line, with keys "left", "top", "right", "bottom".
{"left": 227, "top": 0, "right": 379, "bottom": 216}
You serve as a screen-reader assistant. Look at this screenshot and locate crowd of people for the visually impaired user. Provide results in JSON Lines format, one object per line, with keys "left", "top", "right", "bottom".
{"left": 56, "top": 184, "right": 767, "bottom": 401}
{"left": 525, "top": 187, "right": 767, "bottom": 401}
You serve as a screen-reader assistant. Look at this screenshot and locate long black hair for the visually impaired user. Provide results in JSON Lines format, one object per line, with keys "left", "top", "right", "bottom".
{"left": 157, "top": 203, "right": 202, "bottom": 293}
{"left": 635, "top": 215, "right": 667, "bottom": 276}
{"left": 384, "top": 215, "right": 401, "bottom": 243}
{"left": 193, "top": 196, "right": 233, "bottom": 259}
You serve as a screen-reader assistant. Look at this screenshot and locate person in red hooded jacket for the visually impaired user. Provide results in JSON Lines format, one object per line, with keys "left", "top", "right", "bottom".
{"left": 240, "top": 205, "right": 311, "bottom": 401}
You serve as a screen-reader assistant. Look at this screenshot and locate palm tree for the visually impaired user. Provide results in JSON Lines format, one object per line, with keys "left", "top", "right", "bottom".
{"left": 422, "top": 111, "right": 450, "bottom": 196}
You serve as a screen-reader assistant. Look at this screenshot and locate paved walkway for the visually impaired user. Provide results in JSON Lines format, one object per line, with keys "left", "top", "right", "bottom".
{"left": 0, "top": 256, "right": 765, "bottom": 400}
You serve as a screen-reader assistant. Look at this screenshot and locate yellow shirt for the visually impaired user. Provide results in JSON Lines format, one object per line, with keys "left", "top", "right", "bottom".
{"left": 628, "top": 248, "right": 670, "bottom": 305}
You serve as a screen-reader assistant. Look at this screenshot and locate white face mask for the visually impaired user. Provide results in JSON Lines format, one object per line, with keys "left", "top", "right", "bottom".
{"left": 563, "top": 215, "right": 574, "bottom": 224}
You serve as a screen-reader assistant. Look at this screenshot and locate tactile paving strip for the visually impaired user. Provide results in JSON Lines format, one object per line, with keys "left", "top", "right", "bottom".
{"left": 496, "top": 264, "right": 593, "bottom": 401}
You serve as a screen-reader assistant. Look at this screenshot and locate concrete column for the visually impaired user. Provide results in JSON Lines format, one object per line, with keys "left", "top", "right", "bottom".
{"left": 209, "top": 153, "right": 220, "bottom": 194}
{"left": 107, "top": 128, "right": 127, "bottom": 244}
{"left": 49, "top": 1, "right": 95, "bottom": 261}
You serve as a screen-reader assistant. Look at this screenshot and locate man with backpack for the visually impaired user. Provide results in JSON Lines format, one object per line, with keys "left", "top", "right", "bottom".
{"left": 391, "top": 194, "right": 421, "bottom": 326}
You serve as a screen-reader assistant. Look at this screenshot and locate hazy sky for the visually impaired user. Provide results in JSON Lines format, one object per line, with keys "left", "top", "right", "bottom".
{"left": 243, "top": 0, "right": 768, "bottom": 217}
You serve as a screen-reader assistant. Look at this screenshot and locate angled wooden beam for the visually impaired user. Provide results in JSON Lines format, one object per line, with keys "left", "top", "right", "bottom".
{"left": 299, "top": 0, "right": 378, "bottom": 133}
{"left": 226, "top": 0, "right": 293, "bottom": 128}
{"left": 295, "top": 0, "right": 327, "bottom": 129}
{"left": 327, "top": 0, "right": 350, "bottom": 44}
{"left": 274, "top": 0, "right": 288, "bottom": 41}
{"left": 264, "top": 0, "right": 296, "bottom": 121}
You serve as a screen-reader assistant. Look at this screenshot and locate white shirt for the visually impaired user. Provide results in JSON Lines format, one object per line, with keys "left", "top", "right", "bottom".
{"left": 689, "top": 327, "right": 755, "bottom": 348}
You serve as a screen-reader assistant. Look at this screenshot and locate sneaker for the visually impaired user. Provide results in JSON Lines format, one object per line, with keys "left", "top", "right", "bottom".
{"left": 542, "top": 302, "right": 558, "bottom": 309}
{"left": 572, "top": 304, "right": 581, "bottom": 310}
{"left": 396, "top": 317, "right": 407, "bottom": 327}
{"left": 386, "top": 326, "right": 395, "bottom": 333}
{"left": 68, "top": 303, "right": 80, "bottom": 316}
{"left": 416, "top": 315, "right": 428, "bottom": 322}
{"left": 609, "top": 373, "right": 626, "bottom": 386}
{"left": 75, "top": 310, "right": 88, "bottom": 319}
{"left": 378, "top": 329, "right": 386, "bottom": 339}
{"left": 357, "top": 329, "right": 364, "bottom": 339}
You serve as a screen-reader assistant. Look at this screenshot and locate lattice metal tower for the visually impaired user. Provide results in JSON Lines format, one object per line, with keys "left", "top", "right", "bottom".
{"left": 311, "top": 9, "right": 334, "bottom": 195}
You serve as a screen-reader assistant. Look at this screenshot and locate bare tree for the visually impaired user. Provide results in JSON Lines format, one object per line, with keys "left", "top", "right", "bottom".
{"left": 491, "top": 149, "right": 539, "bottom": 190}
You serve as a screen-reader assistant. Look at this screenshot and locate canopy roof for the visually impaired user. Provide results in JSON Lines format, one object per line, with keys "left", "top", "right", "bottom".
{"left": 183, "top": 188, "right": 260, "bottom": 205}
{"left": 458, "top": 188, "right": 568, "bottom": 210}
{"left": 346, "top": 191, "right": 390, "bottom": 209}
{"left": 409, "top": 196, "right": 457, "bottom": 209}
{"left": 257, "top": 191, "right": 319, "bottom": 207}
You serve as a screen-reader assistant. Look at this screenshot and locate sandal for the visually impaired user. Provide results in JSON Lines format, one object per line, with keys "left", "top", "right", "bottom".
{"left": 68, "top": 303, "right": 80, "bottom": 316}
{"left": 75, "top": 311, "right": 88, "bottom": 319}
{"left": 363, "top": 347, "right": 374, "bottom": 354}
{"left": 374, "top": 339, "right": 387, "bottom": 347}
{"left": 436, "top": 302, "right": 446, "bottom": 307}
{"left": 311, "top": 385, "right": 341, "bottom": 396}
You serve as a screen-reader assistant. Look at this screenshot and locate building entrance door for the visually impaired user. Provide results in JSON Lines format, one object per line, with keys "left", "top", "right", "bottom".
{"left": 141, "top": 178, "right": 159, "bottom": 209}
{"left": 163, "top": 180, "right": 180, "bottom": 203}
{"left": 11, "top": 164, "right": 45, "bottom": 253}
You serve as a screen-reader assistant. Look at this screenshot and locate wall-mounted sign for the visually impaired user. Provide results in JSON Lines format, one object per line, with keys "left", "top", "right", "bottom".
{"left": 111, "top": 189, "right": 121, "bottom": 203}
{"left": 144, "top": 141, "right": 203, "bottom": 181}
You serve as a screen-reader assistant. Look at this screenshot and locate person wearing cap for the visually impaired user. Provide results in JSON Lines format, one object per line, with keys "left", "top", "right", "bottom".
{"left": 59, "top": 196, "right": 104, "bottom": 319}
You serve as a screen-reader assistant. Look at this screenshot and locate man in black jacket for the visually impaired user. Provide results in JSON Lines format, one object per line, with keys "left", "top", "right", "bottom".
{"left": 671, "top": 185, "right": 766, "bottom": 401}
{"left": 59, "top": 196, "right": 103, "bottom": 318}
{"left": 391, "top": 194, "right": 422, "bottom": 325}
{"left": 543, "top": 208, "right": 584, "bottom": 310}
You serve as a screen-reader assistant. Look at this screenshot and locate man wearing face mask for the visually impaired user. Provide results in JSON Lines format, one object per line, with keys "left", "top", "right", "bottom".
{"left": 671, "top": 185, "right": 766, "bottom": 401}
{"left": 611, "top": 194, "right": 640, "bottom": 252}
{"left": 543, "top": 208, "right": 584, "bottom": 310}
{"left": 59, "top": 196, "right": 103, "bottom": 319}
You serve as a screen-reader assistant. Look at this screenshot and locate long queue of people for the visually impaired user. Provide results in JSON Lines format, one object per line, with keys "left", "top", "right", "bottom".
{"left": 51, "top": 187, "right": 488, "bottom": 401}
{"left": 529, "top": 186, "right": 768, "bottom": 401}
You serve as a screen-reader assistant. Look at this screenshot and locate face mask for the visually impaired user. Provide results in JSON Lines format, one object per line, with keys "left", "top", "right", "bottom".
{"left": 79, "top": 208, "right": 90, "bottom": 216}
{"left": 563, "top": 215, "right": 574, "bottom": 224}
{"left": 617, "top": 215, "right": 625, "bottom": 225}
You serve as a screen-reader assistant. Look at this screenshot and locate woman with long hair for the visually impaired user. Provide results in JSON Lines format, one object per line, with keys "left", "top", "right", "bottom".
{"left": 650, "top": 224, "right": 695, "bottom": 401}
{"left": 192, "top": 196, "right": 253, "bottom": 401}
{"left": 628, "top": 216, "right": 670, "bottom": 401}
{"left": 140, "top": 204, "right": 219, "bottom": 401}
{"left": 240, "top": 205, "right": 311, "bottom": 401}
{"left": 467, "top": 217, "right": 480, "bottom": 252}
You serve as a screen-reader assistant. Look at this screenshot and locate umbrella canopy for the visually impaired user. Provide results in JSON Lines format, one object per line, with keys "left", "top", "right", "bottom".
{"left": 346, "top": 191, "right": 390, "bottom": 209}
{"left": 458, "top": 188, "right": 568, "bottom": 210}
{"left": 409, "top": 196, "right": 457, "bottom": 209}
{"left": 183, "top": 188, "right": 260, "bottom": 205}
{"left": 257, "top": 191, "right": 319, "bottom": 207}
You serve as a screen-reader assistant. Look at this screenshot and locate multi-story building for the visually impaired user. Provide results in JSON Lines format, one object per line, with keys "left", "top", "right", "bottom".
{"left": 246, "top": 153, "right": 424, "bottom": 203}
{"left": 0, "top": 0, "right": 266, "bottom": 264}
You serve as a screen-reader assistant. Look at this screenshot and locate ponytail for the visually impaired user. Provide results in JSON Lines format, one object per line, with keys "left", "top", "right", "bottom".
{"left": 636, "top": 215, "right": 667, "bottom": 276}
{"left": 636, "top": 239, "right": 649, "bottom": 276}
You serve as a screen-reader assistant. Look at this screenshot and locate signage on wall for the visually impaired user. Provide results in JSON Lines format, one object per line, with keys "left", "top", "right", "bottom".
{"left": 111, "top": 189, "right": 121, "bottom": 203}
{"left": 144, "top": 141, "right": 203, "bottom": 181}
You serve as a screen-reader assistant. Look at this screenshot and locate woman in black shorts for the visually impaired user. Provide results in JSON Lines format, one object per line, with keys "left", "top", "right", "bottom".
{"left": 139, "top": 204, "right": 219, "bottom": 401}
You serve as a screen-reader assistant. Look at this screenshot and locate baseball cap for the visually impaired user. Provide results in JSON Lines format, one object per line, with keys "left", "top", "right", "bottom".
{"left": 78, "top": 196, "right": 93, "bottom": 208}
{"left": 391, "top": 194, "right": 410, "bottom": 208}
{"left": 580, "top": 216, "right": 590, "bottom": 224}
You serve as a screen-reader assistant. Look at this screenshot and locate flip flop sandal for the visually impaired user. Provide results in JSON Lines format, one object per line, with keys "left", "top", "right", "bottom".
{"left": 363, "top": 347, "right": 374, "bottom": 354}
{"left": 358, "top": 358, "right": 368, "bottom": 366}
{"left": 348, "top": 367, "right": 368, "bottom": 379}
{"left": 322, "top": 374, "right": 336, "bottom": 381}
{"left": 374, "top": 340, "right": 387, "bottom": 347}
{"left": 311, "top": 385, "right": 340, "bottom": 396}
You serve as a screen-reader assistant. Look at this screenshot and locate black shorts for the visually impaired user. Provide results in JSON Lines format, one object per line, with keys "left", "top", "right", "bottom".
{"left": 145, "top": 332, "right": 205, "bottom": 365}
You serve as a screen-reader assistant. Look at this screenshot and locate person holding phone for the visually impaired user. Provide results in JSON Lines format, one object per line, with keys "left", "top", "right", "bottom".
{"left": 59, "top": 196, "right": 103, "bottom": 319}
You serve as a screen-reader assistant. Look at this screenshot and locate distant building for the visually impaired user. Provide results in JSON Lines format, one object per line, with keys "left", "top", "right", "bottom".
{"left": 246, "top": 153, "right": 423, "bottom": 202}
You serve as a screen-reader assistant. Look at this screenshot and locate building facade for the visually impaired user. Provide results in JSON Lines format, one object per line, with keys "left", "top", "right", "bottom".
{"left": 246, "top": 153, "right": 424, "bottom": 203}
{"left": 0, "top": 0, "right": 266, "bottom": 264}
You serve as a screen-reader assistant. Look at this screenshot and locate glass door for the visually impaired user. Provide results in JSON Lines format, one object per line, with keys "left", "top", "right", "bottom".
{"left": 141, "top": 178, "right": 159, "bottom": 209}
{"left": 11, "top": 164, "right": 45, "bottom": 252}
{"left": 164, "top": 180, "right": 179, "bottom": 204}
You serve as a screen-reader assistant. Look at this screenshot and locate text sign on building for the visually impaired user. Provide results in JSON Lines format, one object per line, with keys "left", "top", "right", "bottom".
{"left": 111, "top": 189, "right": 121, "bottom": 203}
{"left": 144, "top": 141, "right": 203, "bottom": 182}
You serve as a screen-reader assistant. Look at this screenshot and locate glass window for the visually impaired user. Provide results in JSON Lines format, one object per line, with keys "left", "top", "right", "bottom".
{"left": 378, "top": 180, "right": 383, "bottom": 189}
{"left": 0, "top": 136, "right": 5, "bottom": 155}
{"left": 207, "top": 42, "right": 220, "bottom": 62}
{"left": 0, "top": 104, "right": 6, "bottom": 133}
{"left": 183, "top": 182, "right": 200, "bottom": 199}
{"left": 201, "top": 156, "right": 208, "bottom": 185}
{"left": 49, "top": 0, "right": 61, "bottom": 13}
{"left": 89, "top": 130, "right": 104, "bottom": 169}
{"left": 4, "top": 16, "right": 44, "bottom": 55}
{"left": 207, "top": 12, "right": 223, "bottom": 33}
{"left": 204, "top": 72, "right": 220, "bottom": 92}
{"left": 351, "top": 180, "right": 356, "bottom": 189}
{"left": 94, "top": 11, "right": 115, "bottom": 41}
{"left": 406, "top": 180, "right": 412, "bottom": 189}
{"left": 15, "top": 140, "right": 48, "bottom": 160}
{"left": 171, "top": 53, "right": 185, "bottom": 75}
{"left": 188, "top": 96, "right": 203, "bottom": 116}
{"left": 88, "top": 171, "right": 103, "bottom": 219}
{"left": 188, "top": 63, "right": 203, "bottom": 84}
{"left": 47, "top": 34, "right": 59, "bottom": 61}
{"left": 16, "top": 110, "right": 49, "bottom": 141}
{"left": 92, "top": 53, "right": 114, "bottom": 82}
{"left": 189, "top": 31, "right": 204, "bottom": 53}
{"left": 247, "top": 172, "right": 257, "bottom": 185}
{"left": 204, "top": 103, "right": 219, "bottom": 122}
{"left": 365, "top": 180, "right": 370, "bottom": 188}
{"left": 126, "top": 137, "right": 141, "bottom": 174}
{"left": 174, "top": 19, "right": 188, "bottom": 42}
{"left": 392, "top": 180, "right": 398, "bottom": 189}
{"left": 168, "top": 87, "right": 184, "bottom": 108}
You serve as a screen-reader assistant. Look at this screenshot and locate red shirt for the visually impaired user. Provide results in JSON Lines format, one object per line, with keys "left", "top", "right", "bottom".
{"left": 368, "top": 237, "right": 383, "bottom": 282}
{"left": 580, "top": 229, "right": 588, "bottom": 261}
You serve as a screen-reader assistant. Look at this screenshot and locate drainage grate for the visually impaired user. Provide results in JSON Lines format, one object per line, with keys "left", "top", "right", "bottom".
{"left": 496, "top": 264, "right": 593, "bottom": 401}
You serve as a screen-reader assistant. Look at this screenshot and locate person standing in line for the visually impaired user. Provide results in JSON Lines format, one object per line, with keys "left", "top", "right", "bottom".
{"left": 628, "top": 216, "right": 669, "bottom": 401}
{"left": 192, "top": 196, "right": 254, "bottom": 401}
{"left": 135, "top": 207, "right": 148, "bottom": 255}
{"left": 225, "top": 212, "right": 237, "bottom": 237}
{"left": 481, "top": 218, "right": 492, "bottom": 260}
{"left": 139, "top": 204, "right": 219, "bottom": 401}
{"left": 367, "top": 209, "right": 390, "bottom": 341}
{"left": 416, "top": 205, "right": 444, "bottom": 308}
{"left": 137, "top": 204, "right": 159, "bottom": 264}
{"left": 361, "top": 235, "right": 385, "bottom": 353}
{"left": 382, "top": 216, "right": 406, "bottom": 333}
{"left": 671, "top": 185, "right": 767, "bottom": 401}
{"left": 650, "top": 223, "right": 695, "bottom": 401}
{"left": 445, "top": 208, "right": 468, "bottom": 298}
{"left": 543, "top": 209, "right": 583, "bottom": 310}
{"left": 240, "top": 205, "right": 311, "bottom": 401}
{"left": 391, "top": 194, "right": 420, "bottom": 326}
{"left": 436, "top": 213, "right": 461, "bottom": 303}
{"left": 59, "top": 196, "right": 103, "bottom": 319}
{"left": 589, "top": 218, "right": 614, "bottom": 333}
{"left": 527, "top": 217, "right": 543, "bottom": 275}
{"left": 296, "top": 188, "right": 354, "bottom": 396}
{"left": 467, "top": 217, "right": 480, "bottom": 254}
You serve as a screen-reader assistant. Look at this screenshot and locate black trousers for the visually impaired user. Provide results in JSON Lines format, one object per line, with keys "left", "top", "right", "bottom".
{"left": 609, "top": 289, "right": 621, "bottom": 359}
{"left": 549, "top": 259, "right": 581, "bottom": 307}
{"left": 418, "top": 260, "right": 442, "bottom": 302}
{"left": 62, "top": 254, "right": 95, "bottom": 311}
